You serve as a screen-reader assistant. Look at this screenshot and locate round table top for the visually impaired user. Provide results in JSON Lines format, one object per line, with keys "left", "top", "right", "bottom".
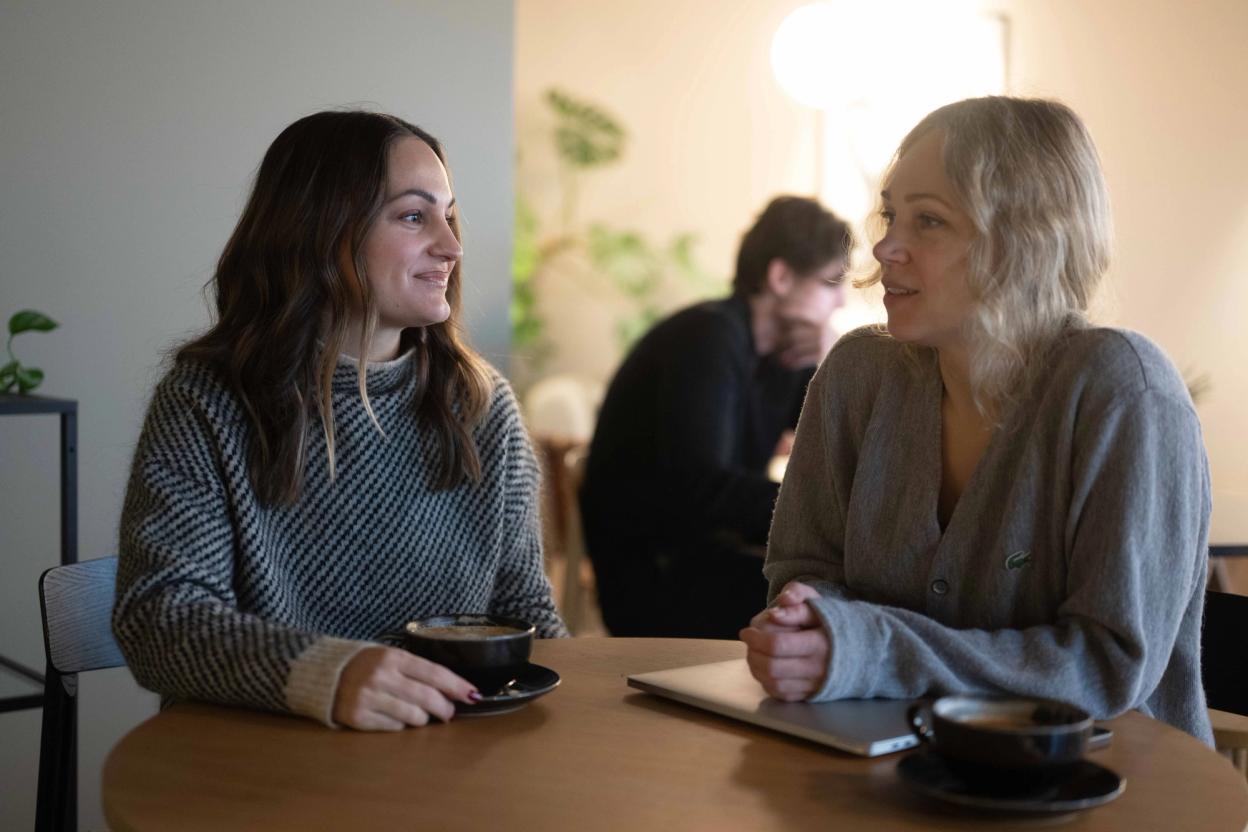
{"left": 103, "top": 637, "right": 1248, "bottom": 831}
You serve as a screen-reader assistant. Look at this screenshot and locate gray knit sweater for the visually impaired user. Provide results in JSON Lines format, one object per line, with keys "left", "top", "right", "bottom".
{"left": 113, "top": 351, "right": 567, "bottom": 726}
{"left": 765, "top": 326, "right": 1213, "bottom": 743}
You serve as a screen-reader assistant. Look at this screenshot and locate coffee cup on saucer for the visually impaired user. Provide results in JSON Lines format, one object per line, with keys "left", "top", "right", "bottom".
{"left": 907, "top": 695, "right": 1093, "bottom": 789}
{"left": 384, "top": 614, "right": 535, "bottom": 695}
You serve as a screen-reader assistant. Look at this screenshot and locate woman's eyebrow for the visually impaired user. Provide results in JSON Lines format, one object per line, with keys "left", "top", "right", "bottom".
{"left": 387, "top": 188, "right": 456, "bottom": 208}
{"left": 881, "top": 188, "right": 954, "bottom": 210}
{"left": 904, "top": 193, "right": 954, "bottom": 209}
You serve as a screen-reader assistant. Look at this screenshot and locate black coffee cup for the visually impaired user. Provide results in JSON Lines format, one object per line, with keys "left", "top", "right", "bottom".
{"left": 907, "top": 695, "right": 1092, "bottom": 788}
{"left": 383, "top": 614, "right": 535, "bottom": 695}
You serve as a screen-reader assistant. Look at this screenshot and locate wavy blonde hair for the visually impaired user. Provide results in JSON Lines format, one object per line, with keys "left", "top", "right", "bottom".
{"left": 859, "top": 96, "right": 1112, "bottom": 421}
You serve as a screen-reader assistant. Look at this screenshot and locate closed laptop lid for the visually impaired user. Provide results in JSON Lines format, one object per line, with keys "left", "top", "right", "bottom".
{"left": 627, "top": 658, "right": 919, "bottom": 757}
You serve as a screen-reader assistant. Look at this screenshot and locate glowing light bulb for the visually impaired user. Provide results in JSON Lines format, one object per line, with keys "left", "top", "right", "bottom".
{"left": 770, "top": 4, "right": 845, "bottom": 111}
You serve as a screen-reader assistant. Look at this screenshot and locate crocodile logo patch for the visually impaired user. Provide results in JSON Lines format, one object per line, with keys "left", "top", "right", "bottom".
{"left": 1005, "top": 550, "right": 1033, "bottom": 570}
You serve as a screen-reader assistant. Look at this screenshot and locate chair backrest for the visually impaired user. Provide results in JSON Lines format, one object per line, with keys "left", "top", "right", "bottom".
{"left": 556, "top": 443, "right": 591, "bottom": 633}
{"left": 39, "top": 556, "right": 125, "bottom": 675}
{"left": 1202, "top": 590, "right": 1248, "bottom": 717}
{"left": 523, "top": 374, "right": 603, "bottom": 445}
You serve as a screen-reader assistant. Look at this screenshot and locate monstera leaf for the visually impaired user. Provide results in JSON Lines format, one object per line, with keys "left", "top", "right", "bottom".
{"left": 547, "top": 89, "right": 624, "bottom": 169}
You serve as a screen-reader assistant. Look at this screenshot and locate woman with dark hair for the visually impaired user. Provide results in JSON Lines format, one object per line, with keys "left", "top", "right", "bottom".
{"left": 741, "top": 97, "right": 1212, "bottom": 741}
{"left": 581, "top": 196, "right": 853, "bottom": 639}
{"left": 113, "top": 110, "right": 566, "bottom": 732}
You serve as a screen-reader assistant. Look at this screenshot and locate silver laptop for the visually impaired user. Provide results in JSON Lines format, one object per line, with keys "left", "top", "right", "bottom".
{"left": 627, "top": 659, "right": 919, "bottom": 757}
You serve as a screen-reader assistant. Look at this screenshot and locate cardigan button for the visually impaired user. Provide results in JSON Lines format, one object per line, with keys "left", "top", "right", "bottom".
{"left": 930, "top": 579, "right": 949, "bottom": 595}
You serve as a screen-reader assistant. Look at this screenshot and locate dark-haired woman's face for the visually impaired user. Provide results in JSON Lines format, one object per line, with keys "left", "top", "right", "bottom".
{"left": 357, "top": 137, "right": 463, "bottom": 356}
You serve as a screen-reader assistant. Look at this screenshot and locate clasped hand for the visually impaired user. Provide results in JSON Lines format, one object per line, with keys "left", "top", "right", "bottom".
{"left": 332, "top": 646, "right": 479, "bottom": 731}
{"left": 739, "top": 581, "right": 830, "bottom": 701}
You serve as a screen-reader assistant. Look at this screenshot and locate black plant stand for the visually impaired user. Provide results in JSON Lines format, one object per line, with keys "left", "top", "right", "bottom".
{"left": 0, "top": 393, "right": 77, "bottom": 714}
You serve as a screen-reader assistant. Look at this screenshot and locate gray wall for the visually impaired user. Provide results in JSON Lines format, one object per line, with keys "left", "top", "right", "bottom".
{"left": 0, "top": 1, "right": 514, "bottom": 827}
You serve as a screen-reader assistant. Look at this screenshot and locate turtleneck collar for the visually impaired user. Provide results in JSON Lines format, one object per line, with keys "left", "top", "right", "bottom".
{"left": 331, "top": 348, "right": 415, "bottom": 395}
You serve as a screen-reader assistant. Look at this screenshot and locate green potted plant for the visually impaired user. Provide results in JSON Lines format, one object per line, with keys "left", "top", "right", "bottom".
{"left": 513, "top": 89, "right": 717, "bottom": 383}
{"left": 1, "top": 309, "right": 58, "bottom": 394}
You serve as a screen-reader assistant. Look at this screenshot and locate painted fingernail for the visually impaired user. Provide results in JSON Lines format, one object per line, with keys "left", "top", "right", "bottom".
{"left": 468, "top": 690, "right": 483, "bottom": 702}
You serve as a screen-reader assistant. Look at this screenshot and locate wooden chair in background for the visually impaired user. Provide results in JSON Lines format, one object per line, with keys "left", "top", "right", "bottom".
{"left": 554, "top": 443, "right": 591, "bottom": 634}
{"left": 523, "top": 374, "right": 603, "bottom": 635}
{"left": 534, "top": 437, "right": 596, "bottom": 634}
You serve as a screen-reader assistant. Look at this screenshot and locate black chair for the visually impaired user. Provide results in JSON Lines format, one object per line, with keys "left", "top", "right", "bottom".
{"left": 1203, "top": 590, "right": 1248, "bottom": 715}
{"left": 1202, "top": 589, "right": 1248, "bottom": 776}
{"left": 36, "top": 556, "right": 125, "bottom": 832}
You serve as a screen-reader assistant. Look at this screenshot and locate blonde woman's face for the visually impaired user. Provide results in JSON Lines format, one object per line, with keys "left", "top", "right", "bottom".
{"left": 873, "top": 129, "right": 977, "bottom": 352}
{"left": 358, "top": 137, "right": 463, "bottom": 344}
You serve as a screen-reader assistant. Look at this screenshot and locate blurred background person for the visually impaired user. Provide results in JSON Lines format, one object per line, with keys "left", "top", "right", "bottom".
{"left": 580, "top": 196, "right": 852, "bottom": 638}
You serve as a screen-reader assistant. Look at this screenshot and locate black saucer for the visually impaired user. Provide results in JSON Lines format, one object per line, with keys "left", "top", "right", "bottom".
{"left": 896, "top": 750, "right": 1125, "bottom": 813}
{"left": 455, "top": 663, "right": 560, "bottom": 717}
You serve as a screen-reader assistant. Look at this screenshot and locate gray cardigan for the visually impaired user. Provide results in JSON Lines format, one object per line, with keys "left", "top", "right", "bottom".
{"left": 764, "top": 326, "right": 1213, "bottom": 743}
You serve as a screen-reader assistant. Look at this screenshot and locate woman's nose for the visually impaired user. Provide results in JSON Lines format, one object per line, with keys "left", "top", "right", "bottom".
{"left": 873, "top": 231, "right": 906, "bottom": 265}
{"left": 433, "top": 220, "right": 464, "bottom": 261}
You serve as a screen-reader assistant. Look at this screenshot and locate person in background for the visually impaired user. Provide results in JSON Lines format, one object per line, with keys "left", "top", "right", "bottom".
{"left": 742, "top": 97, "right": 1212, "bottom": 742}
{"left": 113, "top": 110, "right": 566, "bottom": 732}
{"left": 580, "top": 196, "right": 852, "bottom": 638}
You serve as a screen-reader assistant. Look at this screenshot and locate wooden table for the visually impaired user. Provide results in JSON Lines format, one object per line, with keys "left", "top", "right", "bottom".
{"left": 103, "top": 638, "right": 1248, "bottom": 831}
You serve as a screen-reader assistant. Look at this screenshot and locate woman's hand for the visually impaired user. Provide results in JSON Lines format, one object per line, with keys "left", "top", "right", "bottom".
{"left": 332, "top": 646, "right": 479, "bottom": 731}
{"left": 739, "top": 581, "right": 830, "bottom": 701}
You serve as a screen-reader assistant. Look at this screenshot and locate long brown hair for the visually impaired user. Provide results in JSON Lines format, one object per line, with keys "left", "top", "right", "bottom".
{"left": 179, "top": 110, "right": 492, "bottom": 505}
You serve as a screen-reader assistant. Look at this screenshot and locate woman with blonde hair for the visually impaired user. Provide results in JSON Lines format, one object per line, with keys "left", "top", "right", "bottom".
{"left": 114, "top": 110, "right": 566, "bottom": 732}
{"left": 740, "top": 96, "right": 1212, "bottom": 741}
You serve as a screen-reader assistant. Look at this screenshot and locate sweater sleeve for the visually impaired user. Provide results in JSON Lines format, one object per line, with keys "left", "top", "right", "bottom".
{"left": 485, "top": 382, "right": 569, "bottom": 638}
{"left": 803, "top": 389, "right": 1210, "bottom": 731}
{"left": 112, "top": 378, "right": 368, "bottom": 726}
{"left": 763, "top": 347, "right": 858, "bottom": 603}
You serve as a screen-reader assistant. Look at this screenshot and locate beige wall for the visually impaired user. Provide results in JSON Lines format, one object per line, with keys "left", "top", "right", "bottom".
{"left": 517, "top": 0, "right": 1248, "bottom": 529}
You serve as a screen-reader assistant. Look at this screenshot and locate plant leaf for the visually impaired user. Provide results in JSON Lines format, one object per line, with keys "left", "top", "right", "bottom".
{"left": 547, "top": 88, "right": 625, "bottom": 169}
{"left": 0, "top": 361, "right": 16, "bottom": 394}
{"left": 512, "top": 196, "right": 541, "bottom": 283}
{"left": 15, "top": 365, "right": 44, "bottom": 394}
{"left": 9, "top": 310, "right": 58, "bottom": 335}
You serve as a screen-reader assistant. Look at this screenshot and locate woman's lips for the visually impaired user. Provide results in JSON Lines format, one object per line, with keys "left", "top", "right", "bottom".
{"left": 415, "top": 270, "right": 449, "bottom": 285}
{"left": 882, "top": 287, "right": 916, "bottom": 311}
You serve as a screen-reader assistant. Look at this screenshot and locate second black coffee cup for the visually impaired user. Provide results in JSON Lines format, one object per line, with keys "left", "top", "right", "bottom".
{"left": 908, "top": 695, "right": 1093, "bottom": 778}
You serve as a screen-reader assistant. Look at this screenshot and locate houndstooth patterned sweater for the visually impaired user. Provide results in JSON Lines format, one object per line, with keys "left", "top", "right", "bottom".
{"left": 113, "top": 350, "right": 567, "bottom": 726}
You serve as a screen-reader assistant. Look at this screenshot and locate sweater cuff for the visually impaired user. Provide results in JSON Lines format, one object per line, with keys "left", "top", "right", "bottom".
{"left": 806, "top": 579, "right": 856, "bottom": 603}
{"left": 805, "top": 596, "right": 877, "bottom": 702}
{"left": 285, "top": 636, "right": 372, "bottom": 727}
